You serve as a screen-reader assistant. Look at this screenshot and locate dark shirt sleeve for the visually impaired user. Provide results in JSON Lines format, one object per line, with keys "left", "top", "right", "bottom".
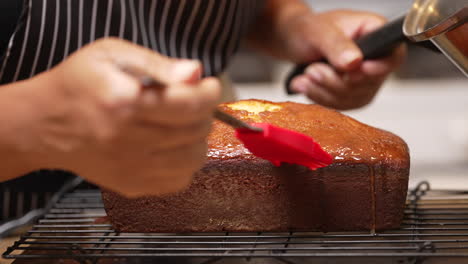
{"left": 0, "top": 0, "right": 24, "bottom": 56}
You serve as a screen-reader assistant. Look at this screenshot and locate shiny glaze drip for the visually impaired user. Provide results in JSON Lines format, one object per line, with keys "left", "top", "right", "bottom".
{"left": 369, "top": 165, "right": 376, "bottom": 234}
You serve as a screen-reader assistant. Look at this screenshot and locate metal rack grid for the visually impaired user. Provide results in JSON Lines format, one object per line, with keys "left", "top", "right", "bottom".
{"left": 3, "top": 180, "right": 468, "bottom": 264}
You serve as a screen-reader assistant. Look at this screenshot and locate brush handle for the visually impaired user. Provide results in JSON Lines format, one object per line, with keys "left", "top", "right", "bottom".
{"left": 285, "top": 16, "right": 407, "bottom": 94}
{"left": 120, "top": 65, "right": 164, "bottom": 88}
{"left": 213, "top": 109, "right": 263, "bottom": 132}
{"left": 120, "top": 66, "right": 262, "bottom": 132}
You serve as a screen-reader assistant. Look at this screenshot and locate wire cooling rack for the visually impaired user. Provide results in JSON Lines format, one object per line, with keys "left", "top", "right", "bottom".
{"left": 3, "top": 180, "right": 468, "bottom": 264}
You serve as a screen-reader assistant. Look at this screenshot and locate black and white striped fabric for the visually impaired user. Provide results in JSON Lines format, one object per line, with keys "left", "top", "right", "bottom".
{"left": 0, "top": 0, "right": 265, "bottom": 85}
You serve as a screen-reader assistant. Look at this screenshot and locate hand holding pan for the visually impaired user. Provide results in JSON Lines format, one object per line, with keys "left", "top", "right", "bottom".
{"left": 285, "top": 0, "right": 468, "bottom": 94}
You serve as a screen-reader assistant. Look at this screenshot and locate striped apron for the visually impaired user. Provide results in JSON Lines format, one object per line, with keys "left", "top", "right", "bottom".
{"left": 0, "top": 0, "right": 265, "bottom": 222}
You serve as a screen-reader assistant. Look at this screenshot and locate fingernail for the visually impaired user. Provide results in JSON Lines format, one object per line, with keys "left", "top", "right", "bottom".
{"left": 340, "top": 50, "right": 361, "bottom": 67}
{"left": 306, "top": 70, "right": 323, "bottom": 82}
{"left": 171, "top": 60, "right": 202, "bottom": 82}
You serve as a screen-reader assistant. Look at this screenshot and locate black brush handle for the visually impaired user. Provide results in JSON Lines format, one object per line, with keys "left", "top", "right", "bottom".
{"left": 285, "top": 16, "right": 406, "bottom": 94}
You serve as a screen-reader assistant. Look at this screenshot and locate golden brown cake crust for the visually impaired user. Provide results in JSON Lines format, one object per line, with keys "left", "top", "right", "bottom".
{"left": 102, "top": 100, "right": 410, "bottom": 233}
{"left": 210, "top": 100, "right": 409, "bottom": 168}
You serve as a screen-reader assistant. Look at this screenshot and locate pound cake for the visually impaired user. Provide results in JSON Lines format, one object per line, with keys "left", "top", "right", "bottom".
{"left": 102, "top": 100, "right": 410, "bottom": 232}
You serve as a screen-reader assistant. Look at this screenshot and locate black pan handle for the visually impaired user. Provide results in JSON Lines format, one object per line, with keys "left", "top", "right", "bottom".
{"left": 285, "top": 16, "right": 406, "bottom": 94}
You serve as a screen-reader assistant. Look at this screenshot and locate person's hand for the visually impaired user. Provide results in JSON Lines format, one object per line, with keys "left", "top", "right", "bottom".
{"left": 248, "top": 2, "right": 406, "bottom": 110}
{"left": 24, "top": 38, "right": 221, "bottom": 197}
{"left": 287, "top": 10, "right": 406, "bottom": 110}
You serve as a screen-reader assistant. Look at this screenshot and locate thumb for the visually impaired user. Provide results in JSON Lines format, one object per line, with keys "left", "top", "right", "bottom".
{"left": 98, "top": 38, "right": 202, "bottom": 85}
{"left": 133, "top": 59, "right": 204, "bottom": 108}
{"left": 112, "top": 59, "right": 204, "bottom": 110}
{"left": 127, "top": 58, "right": 203, "bottom": 86}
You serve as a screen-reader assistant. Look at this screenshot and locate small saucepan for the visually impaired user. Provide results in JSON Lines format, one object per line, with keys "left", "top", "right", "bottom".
{"left": 404, "top": 0, "right": 467, "bottom": 75}
{"left": 285, "top": 0, "right": 468, "bottom": 93}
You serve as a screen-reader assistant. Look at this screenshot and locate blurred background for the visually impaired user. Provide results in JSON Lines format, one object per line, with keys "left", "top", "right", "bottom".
{"left": 227, "top": 0, "right": 468, "bottom": 190}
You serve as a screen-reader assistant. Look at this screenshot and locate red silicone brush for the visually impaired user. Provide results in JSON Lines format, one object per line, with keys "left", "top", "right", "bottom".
{"left": 214, "top": 110, "right": 333, "bottom": 170}
{"left": 123, "top": 66, "right": 333, "bottom": 170}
